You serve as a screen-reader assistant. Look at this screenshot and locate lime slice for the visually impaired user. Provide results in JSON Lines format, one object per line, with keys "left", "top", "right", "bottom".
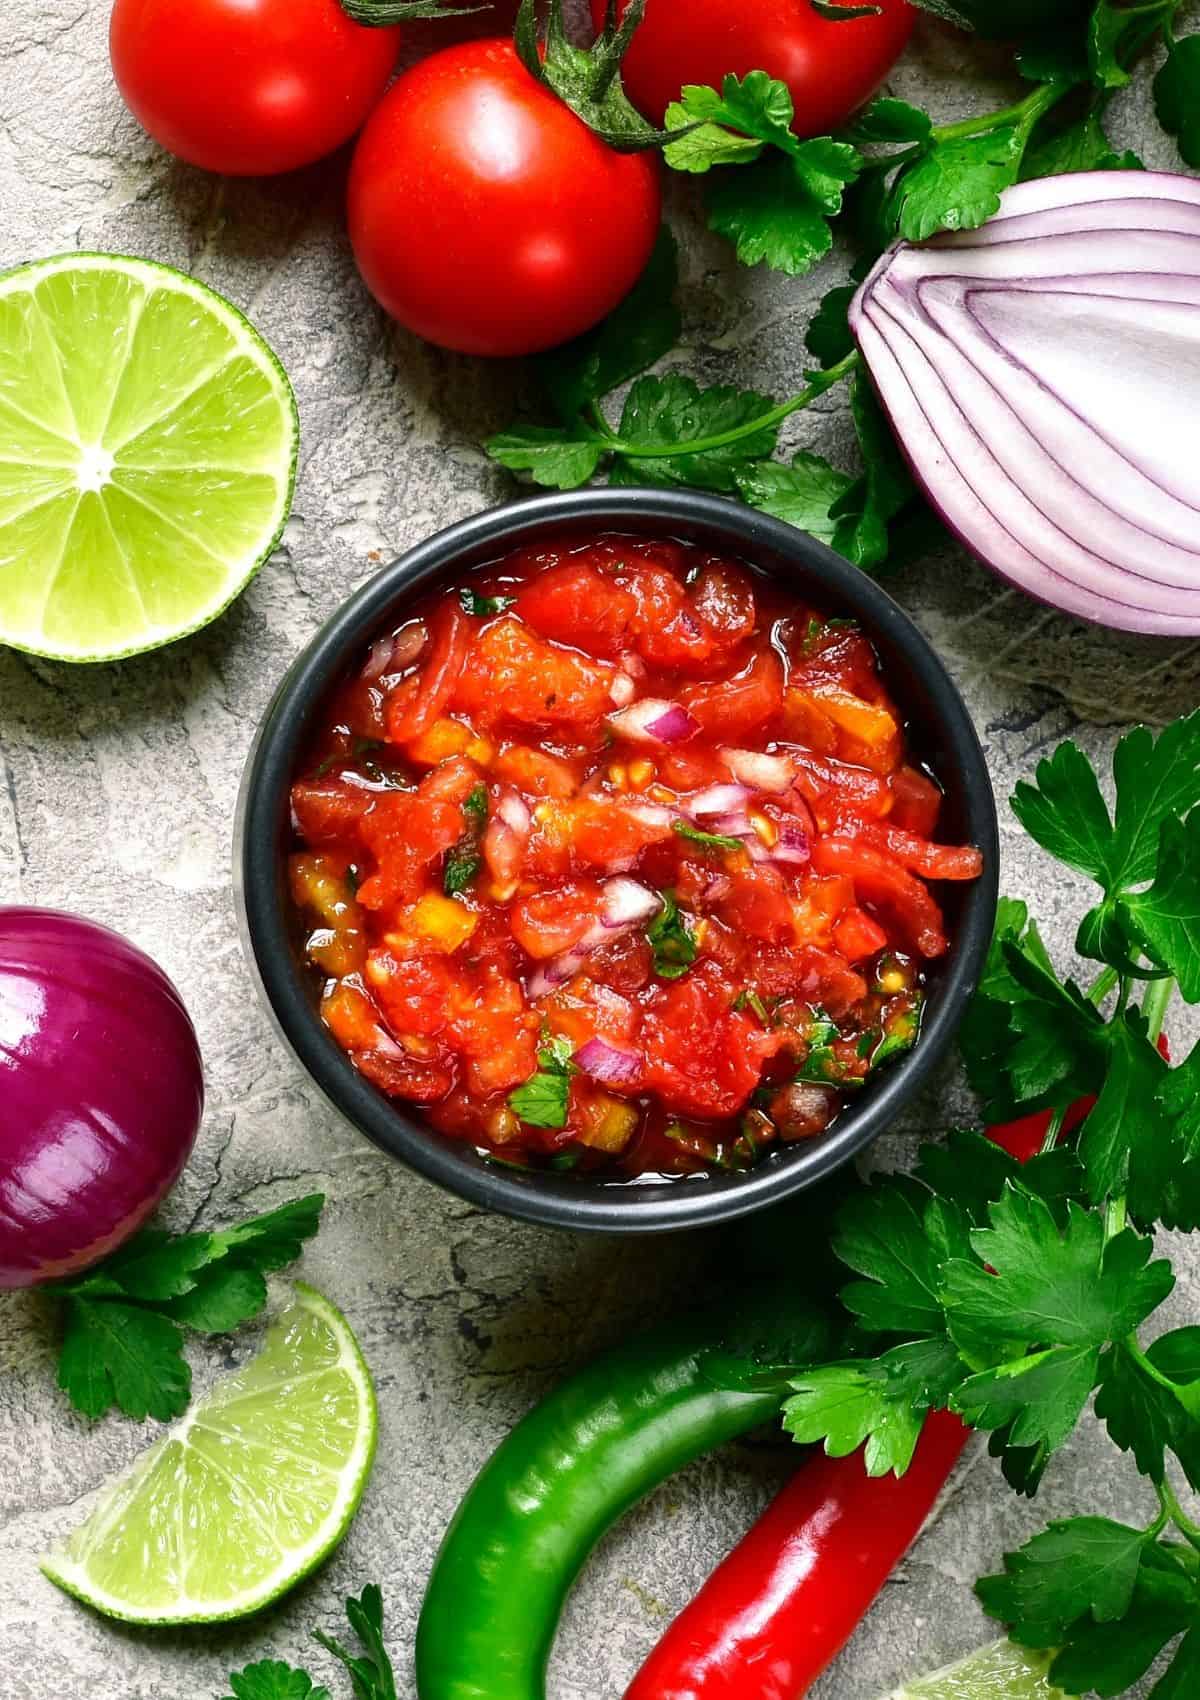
{"left": 41, "top": 1284, "right": 376, "bottom": 1624}
{"left": 884, "top": 1641, "right": 1064, "bottom": 1700}
{"left": 0, "top": 252, "right": 297, "bottom": 662}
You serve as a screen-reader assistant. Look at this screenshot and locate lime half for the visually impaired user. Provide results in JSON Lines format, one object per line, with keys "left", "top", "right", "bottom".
{"left": 884, "top": 1641, "right": 1064, "bottom": 1700}
{"left": 0, "top": 252, "right": 297, "bottom": 662}
{"left": 42, "top": 1284, "right": 376, "bottom": 1625}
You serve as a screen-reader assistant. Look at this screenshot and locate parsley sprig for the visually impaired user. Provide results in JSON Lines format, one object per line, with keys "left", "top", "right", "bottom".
{"left": 780, "top": 717, "right": 1200, "bottom": 1697}
{"left": 488, "top": 1, "right": 1196, "bottom": 577}
{"left": 49, "top": 1195, "right": 324, "bottom": 1422}
{"left": 223, "top": 1584, "right": 397, "bottom": 1700}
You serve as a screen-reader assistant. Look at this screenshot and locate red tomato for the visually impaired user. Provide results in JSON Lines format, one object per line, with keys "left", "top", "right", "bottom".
{"left": 591, "top": 0, "right": 915, "bottom": 138}
{"left": 346, "top": 39, "right": 662, "bottom": 356}
{"left": 109, "top": 0, "right": 400, "bottom": 177}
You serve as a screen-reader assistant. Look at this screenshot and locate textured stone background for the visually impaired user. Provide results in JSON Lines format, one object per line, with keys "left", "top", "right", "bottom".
{"left": 1, "top": 6, "right": 1198, "bottom": 1698}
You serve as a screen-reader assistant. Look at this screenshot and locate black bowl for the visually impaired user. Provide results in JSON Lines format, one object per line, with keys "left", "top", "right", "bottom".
{"left": 236, "top": 489, "right": 998, "bottom": 1234}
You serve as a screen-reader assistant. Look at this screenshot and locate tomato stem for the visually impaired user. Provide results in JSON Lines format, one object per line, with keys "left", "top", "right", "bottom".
{"left": 597, "top": 349, "right": 860, "bottom": 460}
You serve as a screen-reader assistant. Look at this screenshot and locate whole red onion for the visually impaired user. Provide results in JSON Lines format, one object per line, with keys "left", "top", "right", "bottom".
{"left": 0, "top": 908, "right": 204, "bottom": 1288}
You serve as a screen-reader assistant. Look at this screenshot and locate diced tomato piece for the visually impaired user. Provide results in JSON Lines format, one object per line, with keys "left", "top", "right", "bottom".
{"left": 620, "top": 562, "right": 715, "bottom": 672}
{"left": 418, "top": 754, "right": 483, "bottom": 806}
{"left": 366, "top": 949, "right": 454, "bottom": 1036}
{"left": 812, "top": 836, "right": 949, "bottom": 958}
{"left": 546, "top": 977, "right": 639, "bottom": 1048}
{"left": 690, "top": 562, "right": 756, "bottom": 654}
{"left": 357, "top": 794, "right": 464, "bottom": 910}
{"left": 357, "top": 1049, "right": 455, "bottom": 1103}
{"left": 529, "top": 796, "right": 676, "bottom": 873}
{"left": 385, "top": 602, "right": 470, "bottom": 745}
{"left": 717, "top": 866, "right": 795, "bottom": 943}
{"left": 511, "top": 881, "right": 604, "bottom": 959}
{"left": 754, "top": 946, "right": 868, "bottom": 1016}
{"left": 781, "top": 689, "right": 839, "bottom": 756}
{"left": 889, "top": 764, "right": 943, "bottom": 837}
{"left": 655, "top": 745, "right": 730, "bottom": 791}
{"left": 586, "top": 930, "right": 654, "bottom": 995}
{"left": 450, "top": 973, "right": 539, "bottom": 1095}
{"left": 643, "top": 967, "right": 762, "bottom": 1118}
{"left": 515, "top": 562, "right": 637, "bottom": 658}
{"left": 681, "top": 646, "right": 783, "bottom": 739}
{"left": 291, "top": 777, "right": 375, "bottom": 845}
{"left": 834, "top": 905, "right": 889, "bottom": 963}
{"left": 452, "top": 616, "right": 616, "bottom": 729}
{"left": 854, "top": 823, "right": 985, "bottom": 882}
{"left": 800, "top": 681, "right": 901, "bottom": 775}
{"left": 493, "top": 743, "right": 580, "bottom": 799}
{"left": 789, "top": 747, "right": 893, "bottom": 826}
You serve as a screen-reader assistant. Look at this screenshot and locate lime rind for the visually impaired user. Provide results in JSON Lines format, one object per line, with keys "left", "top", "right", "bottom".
{"left": 0, "top": 252, "right": 298, "bottom": 664}
{"left": 887, "top": 1640, "right": 1065, "bottom": 1700}
{"left": 40, "top": 1283, "right": 377, "bottom": 1626}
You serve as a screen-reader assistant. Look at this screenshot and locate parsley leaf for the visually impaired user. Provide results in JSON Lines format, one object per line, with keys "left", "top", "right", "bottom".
{"left": 459, "top": 590, "right": 516, "bottom": 617}
{"left": 611, "top": 374, "right": 779, "bottom": 492}
{"left": 222, "top": 1663, "right": 330, "bottom": 1700}
{"left": 50, "top": 1195, "right": 325, "bottom": 1421}
{"left": 57, "top": 1300, "right": 191, "bottom": 1424}
{"left": 705, "top": 144, "right": 862, "bottom": 276}
{"left": 782, "top": 1359, "right": 925, "bottom": 1477}
{"left": 976, "top": 1517, "right": 1149, "bottom": 1644}
{"left": 312, "top": 1585, "right": 399, "bottom": 1700}
{"left": 942, "top": 1188, "right": 1174, "bottom": 1361}
{"left": 959, "top": 898, "right": 1104, "bottom": 1121}
{"left": 842, "top": 97, "right": 933, "bottom": 144}
{"left": 1095, "top": 1337, "right": 1200, "bottom": 1492}
{"left": 1155, "top": 34, "right": 1200, "bottom": 169}
{"left": 835, "top": 1177, "right": 950, "bottom": 1337}
{"left": 805, "top": 284, "right": 859, "bottom": 367}
{"left": 1013, "top": 715, "right": 1200, "bottom": 966}
{"left": 1021, "top": 106, "right": 1143, "bottom": 179}
{"left": 226, "top": 1585, "right": 398, "bottom": 1700}
{"left": 508, "top": 1034, "right": 576, "bottom": 1129}
{"left": 485, "top": 428, "right": 603, "bottom": 491}
{"left": 1049, "top": 1550, "right": 1199, "bottom": 1697}
{"left": 829, "top": 373, "right": 914, "bottom": 570}
{"left": 537, "top": 227, "right": 681, "bottom": 424}
{"left": 664, "top": 72, "right": 798, "bottom": 168}
{"left": 1076, "top": 1011, "right": 1172, "bottom": 1205}
{"left": 444, "top": 783, "right": 488, "bottom": 896}
{"left": 646, "top": 890, "right": 696, "bottom": 980}
{"left": 673, "top": 820, "right": 745, "bottom": 855}
{"left": 890, "top": 126, "right": 1026, "bottom": 242}
{"left": 735, "top": 452, "right": 854, "bottom": 543}
{"left": 665, "top": 76, "right": 862, "bottom": 276}
{"left": 1122, "top": 814, "right": 1200, "bottom": 1002}
{"left": 953, "top": 1343, "right": 1101, "bottom": 1461}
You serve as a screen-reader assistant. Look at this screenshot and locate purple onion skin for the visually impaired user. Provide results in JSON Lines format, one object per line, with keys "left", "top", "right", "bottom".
{"left": 0, "top": 908, "right": 204, "bottom": 1288}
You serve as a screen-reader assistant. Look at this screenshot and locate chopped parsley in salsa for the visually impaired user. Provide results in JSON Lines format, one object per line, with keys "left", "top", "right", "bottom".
{"left": 288, "top": 534, "right": 983, "bottom": 1177}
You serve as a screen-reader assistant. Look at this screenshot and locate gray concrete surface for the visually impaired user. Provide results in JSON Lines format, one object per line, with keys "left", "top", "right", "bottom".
{"left": 1, "top": 6, "right": 1198, "bottom": 1698}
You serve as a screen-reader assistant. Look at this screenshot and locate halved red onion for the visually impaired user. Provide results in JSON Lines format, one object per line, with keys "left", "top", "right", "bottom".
{"left": 687, "top": 783, "right": 751, "bottom": 818}
{"left": 608, "top": 698, "right": 700, "bottom": 744}
{"left": 576, "top": 1036, "right": 643, "bottom": 1088}
{"left": 850, "top": 171, "right": 1200, "bottom": 635}
{"left": 720, "top": 749, "right": 797, "bottom": 793}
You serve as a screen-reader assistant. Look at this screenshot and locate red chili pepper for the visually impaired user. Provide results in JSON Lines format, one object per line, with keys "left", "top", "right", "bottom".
{"left": 623, "top": 1105, "right": 1069, "bottom": 1700}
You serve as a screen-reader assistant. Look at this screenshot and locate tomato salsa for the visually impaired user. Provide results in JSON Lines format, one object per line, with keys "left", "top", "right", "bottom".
{"left": 288, "top": 534, "right": 984, "bottom": 1178}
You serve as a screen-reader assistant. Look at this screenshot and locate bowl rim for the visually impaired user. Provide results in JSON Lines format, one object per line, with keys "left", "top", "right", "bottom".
{"left": 236, "top": 488, "right": 999, "bottom": 1234}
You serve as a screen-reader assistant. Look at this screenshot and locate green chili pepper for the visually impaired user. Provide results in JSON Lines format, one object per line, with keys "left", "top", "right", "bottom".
{"left": 415, "top": 1294, "right": 835, "bottom": 1700}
